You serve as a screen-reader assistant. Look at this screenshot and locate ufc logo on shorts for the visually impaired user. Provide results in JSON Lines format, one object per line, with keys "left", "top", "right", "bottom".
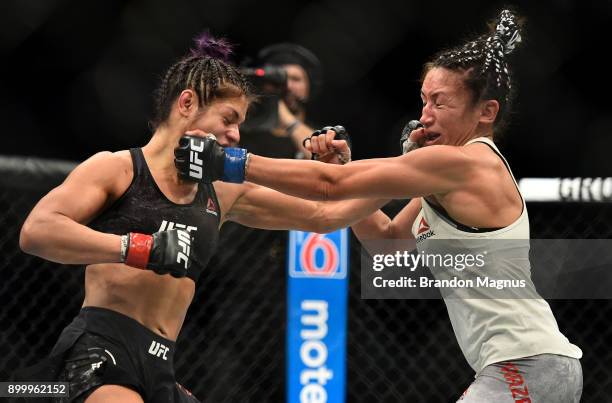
{"left": 176, "top": 230, "right": 191, "bottom": 269}
{"left": 189, "top": 138, "right": 204, "bottom": 180}
{"left": 148, "top": 341, "right": 170, "bottom": 360}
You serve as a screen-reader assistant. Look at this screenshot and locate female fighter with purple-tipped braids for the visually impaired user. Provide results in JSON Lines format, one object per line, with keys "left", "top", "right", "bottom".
{"left": 196, "top": 10, "right": 583, "bottom": 402}
{"left": 18, "top": 33, "right": 380, "bottom": 402}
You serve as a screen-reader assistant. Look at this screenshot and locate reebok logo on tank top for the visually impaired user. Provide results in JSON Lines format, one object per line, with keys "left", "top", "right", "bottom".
{"left": 416, "top": 217, "right": 435, "bottom": 243}
{"left": 417, "top": 217, "right": 430, "bottom": 234}
{"left": 205, "top": 197, "right": 218, "bottom": 216}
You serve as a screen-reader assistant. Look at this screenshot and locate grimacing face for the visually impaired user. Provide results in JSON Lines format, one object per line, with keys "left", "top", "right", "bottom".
{"left": 188, "top": 95, "right": 248, "bottom": 147}
{"left": 419, "top": 67, "right": 484, "bottom": 147}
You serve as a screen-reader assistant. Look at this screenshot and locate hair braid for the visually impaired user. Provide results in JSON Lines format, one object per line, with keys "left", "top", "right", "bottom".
{"left": 423, "top": 9, "right": 523, "bottom": 133}
{"left": 150, "top": 31, "right": 252, "bottom": 130}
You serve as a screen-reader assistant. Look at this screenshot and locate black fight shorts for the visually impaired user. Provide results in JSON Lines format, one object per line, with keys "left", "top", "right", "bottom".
{"left": 13, "top": 307, "right": 200, "bottom": 403}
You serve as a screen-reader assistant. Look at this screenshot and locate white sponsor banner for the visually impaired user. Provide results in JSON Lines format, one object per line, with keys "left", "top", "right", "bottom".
{"left": 519, "top": 177, "right": 612, "bottom": 202}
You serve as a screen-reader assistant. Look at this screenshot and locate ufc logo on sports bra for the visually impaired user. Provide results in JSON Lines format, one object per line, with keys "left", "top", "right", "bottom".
{"left": 159, "top": 220, "right": 198, "bottom": 233}
{"left": 148, "top": 341, "right": 170, "bottom": 360}
{"left": 189, "top": 138, "right": 204, "bottom": 180}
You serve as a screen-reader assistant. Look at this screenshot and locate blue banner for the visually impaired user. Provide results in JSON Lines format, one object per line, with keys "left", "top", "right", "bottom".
{"left": 287, "top": 229, "right": 349, "bottom": 403}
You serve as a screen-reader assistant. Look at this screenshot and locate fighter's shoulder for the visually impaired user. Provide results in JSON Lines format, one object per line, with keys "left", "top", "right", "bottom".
{"left": 405, "top": 144, "right": 479, "bottom": 172}
{"left": 67, "top": 150, "right": 134, "bottom": 190}
{"left": 462, "top": 142, "right": 505, "bottom": 170}
{"left": 75, "top": 150, "right": 132, "bottom": 172}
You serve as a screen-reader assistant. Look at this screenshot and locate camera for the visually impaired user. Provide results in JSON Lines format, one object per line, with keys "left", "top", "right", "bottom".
{"left": 240, "top": 65, "right": 288, "bottom": 132}
{"left": 241, "top": 66, "right": 287, "bottom": 94}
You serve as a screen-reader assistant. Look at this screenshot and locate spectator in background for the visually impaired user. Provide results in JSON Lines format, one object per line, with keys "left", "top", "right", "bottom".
{"left": 240, "top": 43, "right": 322, "bottom": 159}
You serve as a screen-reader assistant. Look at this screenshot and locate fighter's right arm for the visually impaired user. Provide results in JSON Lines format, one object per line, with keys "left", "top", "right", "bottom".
{"left": 351, "top": 198, "right": 421, "bottom": 241}
{"left": 19, "top": 152, "right": 129, "bottom": 264}
{"left": 349, "top": 198, "right": 421, "bottom": 256}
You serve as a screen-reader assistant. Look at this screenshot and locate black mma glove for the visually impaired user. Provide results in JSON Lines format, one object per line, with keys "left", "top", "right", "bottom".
{"left": 174, "top": 135, "right": 248, "bottom": 183}
{"left": 303, "top": 125, "right": 352, "bottom": 164}
{"left": 399, "top": 120, "right": 424, "bottom": 155}
{"left": 121, "top": 229, "right": 194, "bottom": 278}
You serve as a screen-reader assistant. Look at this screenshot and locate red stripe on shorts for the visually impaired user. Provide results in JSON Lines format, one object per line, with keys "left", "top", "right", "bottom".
{"left": 499, "top": 361, "right": 532, "bottom": 403}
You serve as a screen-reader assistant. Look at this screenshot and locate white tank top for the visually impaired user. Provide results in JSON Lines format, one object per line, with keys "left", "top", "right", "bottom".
{"left": 411, "top": 137, "right": 582, "bottom": 374}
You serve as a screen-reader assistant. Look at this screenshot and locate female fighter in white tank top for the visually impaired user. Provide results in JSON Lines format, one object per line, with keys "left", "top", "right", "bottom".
{"left": 218, "top": 9, "right": 585, "bottom": 402}
{"left": 412, "top": 137, "right": 582, "bottom": 375}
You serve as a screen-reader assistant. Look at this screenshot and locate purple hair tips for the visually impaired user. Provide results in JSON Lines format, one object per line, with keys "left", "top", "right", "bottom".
{"left": 191, "top": 31, "right": 233, "bottom": 62}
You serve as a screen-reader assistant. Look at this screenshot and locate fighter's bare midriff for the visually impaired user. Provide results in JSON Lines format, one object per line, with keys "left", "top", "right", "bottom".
{"left": 83, "top": 263, "right": 195, "bottom": 341}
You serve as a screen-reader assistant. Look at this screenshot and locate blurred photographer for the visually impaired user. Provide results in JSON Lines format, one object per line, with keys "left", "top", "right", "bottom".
{"left": 240, "top": 43, "right": 322, "bottom": 159}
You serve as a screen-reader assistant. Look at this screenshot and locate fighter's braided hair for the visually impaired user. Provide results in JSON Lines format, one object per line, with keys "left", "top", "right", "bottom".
{"left": 151, "top": 31, "right": 252, "bottom": 129}
{"left": 424, "top": 9, "right": 524, "bottom": 132}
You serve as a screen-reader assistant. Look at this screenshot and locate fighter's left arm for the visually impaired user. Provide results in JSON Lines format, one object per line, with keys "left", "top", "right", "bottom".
{"left": 245, "top": 145, "right": 476, "bottom": 201}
